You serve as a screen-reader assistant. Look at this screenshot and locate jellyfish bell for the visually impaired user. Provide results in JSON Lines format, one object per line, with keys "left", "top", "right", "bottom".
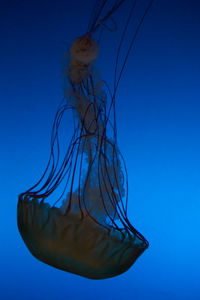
{"left": 18, "top": 195, "right": 147, "bottom": 279}
{"left": 17, "top": 0, "right": 152, "bottom": 279}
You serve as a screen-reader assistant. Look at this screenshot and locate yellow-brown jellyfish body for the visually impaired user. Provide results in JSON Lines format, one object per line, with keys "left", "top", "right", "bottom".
{"left": 18, "top": 0, "right": 152, "bottom": 279}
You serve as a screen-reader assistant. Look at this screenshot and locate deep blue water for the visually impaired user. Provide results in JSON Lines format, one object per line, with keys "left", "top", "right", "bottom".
{"left": 1, "top": 1, "right": 200, "bottom": 299}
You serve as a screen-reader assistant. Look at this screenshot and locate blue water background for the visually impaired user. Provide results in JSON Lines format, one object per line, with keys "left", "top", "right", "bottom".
{"left": 1, "top": 1, "right": 200, "bottom": 299}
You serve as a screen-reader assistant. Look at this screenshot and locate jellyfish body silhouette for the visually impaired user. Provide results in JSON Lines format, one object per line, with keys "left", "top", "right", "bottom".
{"left": 18, "top": 1, "right": 150, "bottom": 279}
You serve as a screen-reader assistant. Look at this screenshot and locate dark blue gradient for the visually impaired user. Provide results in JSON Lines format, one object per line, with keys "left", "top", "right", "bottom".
{"left": 1, "top": 1, "right": 200, "bottom": 299}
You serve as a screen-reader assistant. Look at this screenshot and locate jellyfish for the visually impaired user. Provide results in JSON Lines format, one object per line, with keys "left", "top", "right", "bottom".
{"left": 17, "top": 0, "right": 153, "bottom": 279}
